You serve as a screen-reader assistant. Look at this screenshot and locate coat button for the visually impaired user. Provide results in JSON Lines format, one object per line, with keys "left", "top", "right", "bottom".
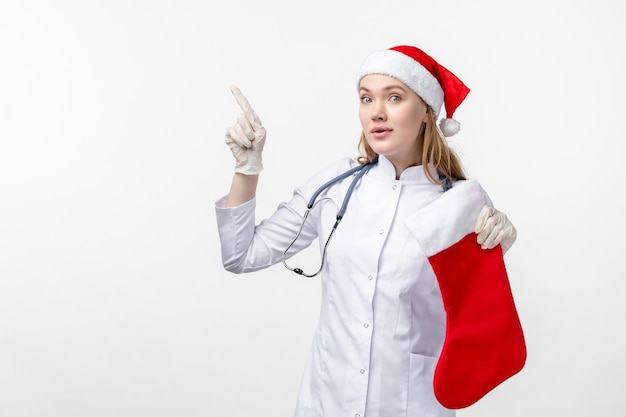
{"left": 392, "top": 184, "right": 397, "bottom": 190}
{"left": 379, "top": 229, "right": 384, "bottom": 235}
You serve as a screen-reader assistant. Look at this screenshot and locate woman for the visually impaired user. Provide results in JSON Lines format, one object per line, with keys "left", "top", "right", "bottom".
{"left": 216, "top": 45, "right": 521, "bottom": 417}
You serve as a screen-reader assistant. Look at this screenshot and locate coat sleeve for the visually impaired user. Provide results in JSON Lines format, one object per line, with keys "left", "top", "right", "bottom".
{"left": 215, "top": 158, "right": 355, "bottom": 274}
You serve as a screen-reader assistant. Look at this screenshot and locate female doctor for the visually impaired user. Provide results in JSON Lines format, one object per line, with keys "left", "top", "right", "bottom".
{"left": 215, "top": 45, "right": 518, "bottom": 417}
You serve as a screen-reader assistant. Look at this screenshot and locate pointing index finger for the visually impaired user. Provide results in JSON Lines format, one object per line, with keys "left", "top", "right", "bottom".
{"left": 230, "top": 84, "right": 261, "bottom": 126}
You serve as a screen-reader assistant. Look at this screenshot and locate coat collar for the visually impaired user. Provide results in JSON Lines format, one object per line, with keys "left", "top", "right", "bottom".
{"left": 374, "top": 154, "right": 439, "bottom": 183}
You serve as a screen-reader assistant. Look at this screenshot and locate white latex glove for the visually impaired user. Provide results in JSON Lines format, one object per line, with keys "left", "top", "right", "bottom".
{"left": 224, "top": 85, "right": 266, "bottom": 175}
{"left": 474, "top": 205, "right": 517, "bottom": 254}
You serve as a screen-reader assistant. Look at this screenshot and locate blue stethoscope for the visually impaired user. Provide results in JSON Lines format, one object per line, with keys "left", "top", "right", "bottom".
{"left": 282, "top": 155, "right": 379, "bottom": 277}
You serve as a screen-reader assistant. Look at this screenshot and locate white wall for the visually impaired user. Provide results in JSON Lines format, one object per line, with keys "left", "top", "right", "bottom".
{"left": 1, "top": 0, "right": 624, "bottom": 416}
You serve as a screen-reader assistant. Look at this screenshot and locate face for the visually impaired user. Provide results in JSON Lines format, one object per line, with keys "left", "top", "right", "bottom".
{"left": 359, "top": 74, "right": 429, "bottom": 172}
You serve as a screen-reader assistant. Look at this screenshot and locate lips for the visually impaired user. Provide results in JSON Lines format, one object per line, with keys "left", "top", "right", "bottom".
{"left": 370, "top": 126, "right": 392, "bottom": 139}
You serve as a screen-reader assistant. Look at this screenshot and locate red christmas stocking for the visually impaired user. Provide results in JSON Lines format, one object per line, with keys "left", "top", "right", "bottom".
{"left": 406, "top": 179, "right": 526, "bottom": 409}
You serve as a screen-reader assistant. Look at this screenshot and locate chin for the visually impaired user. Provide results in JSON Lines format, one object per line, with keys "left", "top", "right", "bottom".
{"left": 370, "top": 147, "right": 399, "bottom": 158}
{"left": 366, "top": 142, "right": 391, "bottom": 155}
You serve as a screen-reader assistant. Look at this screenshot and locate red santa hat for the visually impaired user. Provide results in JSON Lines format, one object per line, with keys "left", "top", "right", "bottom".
{"left": 358, "top": 45, "right": 470, "bottom": 137}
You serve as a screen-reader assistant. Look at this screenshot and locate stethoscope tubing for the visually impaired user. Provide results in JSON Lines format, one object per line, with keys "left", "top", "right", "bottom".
{"left": 282, "top": 156, "right": 379, "bottom": 277}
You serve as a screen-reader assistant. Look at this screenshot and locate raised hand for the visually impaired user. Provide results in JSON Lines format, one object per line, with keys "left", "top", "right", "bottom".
{"left": 224, "top": 85, "right": 267, "bottom": 175}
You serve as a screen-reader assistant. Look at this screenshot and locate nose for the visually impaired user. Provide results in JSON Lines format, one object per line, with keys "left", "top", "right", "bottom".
{"left": 371, "top": 102, "right": 386, "bottom": 121}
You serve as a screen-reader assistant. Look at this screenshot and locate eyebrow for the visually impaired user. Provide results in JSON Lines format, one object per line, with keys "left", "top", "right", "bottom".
{"left": 359, "top": 84, "right": 408, "bottom": 93}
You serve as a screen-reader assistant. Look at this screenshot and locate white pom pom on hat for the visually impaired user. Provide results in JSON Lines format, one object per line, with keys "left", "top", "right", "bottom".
{"left": 439, "top": 117, "right": 461, "bottom": 137}
{"left": 358, "top": 45, "right": 470, "bottom": 137}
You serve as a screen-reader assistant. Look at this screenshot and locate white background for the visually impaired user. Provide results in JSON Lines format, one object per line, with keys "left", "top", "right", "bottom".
{"left": 1, "top": 0, "right": 625, "bottom": 416}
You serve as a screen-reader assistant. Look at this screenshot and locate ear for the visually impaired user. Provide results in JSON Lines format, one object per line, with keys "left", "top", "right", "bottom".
{"left": 421, "top": 107, "right": 429, "bottom": 123}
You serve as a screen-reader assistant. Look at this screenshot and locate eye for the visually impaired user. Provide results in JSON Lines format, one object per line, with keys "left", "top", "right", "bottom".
{"left": 360, "top": 96, "right": 372, "bottom": 104}
{"left": 390, "top": 95, "right": 401, "bottom": 102}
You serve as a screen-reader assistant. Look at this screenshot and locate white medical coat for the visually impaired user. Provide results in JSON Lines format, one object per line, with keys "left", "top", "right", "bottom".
{"left": 215, "top": 155, "right": 463, "bottom": 417}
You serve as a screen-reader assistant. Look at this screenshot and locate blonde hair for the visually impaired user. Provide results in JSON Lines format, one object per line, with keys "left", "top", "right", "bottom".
{"left": 356, "top": 108, "right": 466, "bottom": 184}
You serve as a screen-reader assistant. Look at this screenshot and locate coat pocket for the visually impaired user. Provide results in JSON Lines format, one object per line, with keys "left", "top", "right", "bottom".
{"left": 407, "top": 353, "right": 455, "bottom": 417}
